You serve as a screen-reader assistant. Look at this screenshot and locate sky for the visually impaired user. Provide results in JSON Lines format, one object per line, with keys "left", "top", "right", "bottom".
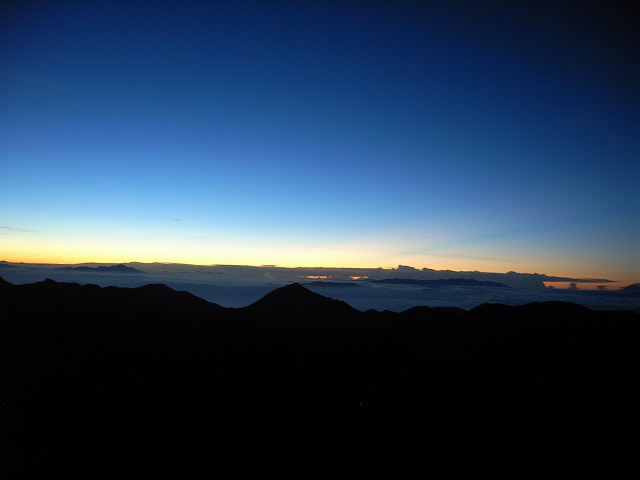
{"left": 1, "top": 1, "right": 639, "bottom": 285}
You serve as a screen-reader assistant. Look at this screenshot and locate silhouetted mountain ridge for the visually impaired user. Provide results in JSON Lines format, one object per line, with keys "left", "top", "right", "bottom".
{"left": 369, "top": 277, "right": 509, "bottom": 287}
{"left": 56, "top": 263, "right": 143, "bottom": 273}
{"left": 2, "top": 276, "right": 639, "bottom": 475}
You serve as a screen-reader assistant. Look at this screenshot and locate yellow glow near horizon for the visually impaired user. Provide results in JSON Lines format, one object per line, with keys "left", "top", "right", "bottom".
{"left": 1, "top": 236, "right": 637, "bottom": 288}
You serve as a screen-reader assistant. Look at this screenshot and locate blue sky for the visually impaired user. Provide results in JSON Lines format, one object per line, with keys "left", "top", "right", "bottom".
{"left": 1, "top": 1, "right": 638, "bottom": 284}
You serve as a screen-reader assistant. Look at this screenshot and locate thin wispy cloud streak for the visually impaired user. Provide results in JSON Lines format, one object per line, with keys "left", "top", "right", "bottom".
{"left": 0, "top": 226, "right": 35, "bottom": 233}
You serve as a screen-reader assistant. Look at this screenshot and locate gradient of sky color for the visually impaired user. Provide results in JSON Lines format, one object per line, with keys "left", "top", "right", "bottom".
{"left": 1, "top": 1, "right": 639, "bottom": 284}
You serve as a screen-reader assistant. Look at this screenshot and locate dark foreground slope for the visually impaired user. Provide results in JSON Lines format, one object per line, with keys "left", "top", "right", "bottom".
{"left": 2, "top": 277, "right": 639, "bottom": 475}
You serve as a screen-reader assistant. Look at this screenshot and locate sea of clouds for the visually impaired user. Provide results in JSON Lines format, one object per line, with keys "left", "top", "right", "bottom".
{"left": 2, "top": 262, "right": 638, "bottom": 312}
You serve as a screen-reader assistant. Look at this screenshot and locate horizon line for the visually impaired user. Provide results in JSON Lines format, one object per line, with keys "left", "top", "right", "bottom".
{"left": 0, "top": 258, "right": 627, "bottom": 285}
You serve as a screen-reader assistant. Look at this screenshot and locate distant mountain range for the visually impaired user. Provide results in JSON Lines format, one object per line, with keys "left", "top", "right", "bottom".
{"left": 367, "top": 277, "right": 510, "bottom": 288}
{"left": 2, "top": 261, "right": 624, "bottom": 289}
{"left": 2, "top": 276, "right": 639, "bottom": 474}
{"left": 55, "top": 263, "right": 143, "bottom": 273}
{"left": 305, "top": 278, "right": 510, "bottom": 288}
{"left": 618, "top": 283, "right": 640, "bottom": 296}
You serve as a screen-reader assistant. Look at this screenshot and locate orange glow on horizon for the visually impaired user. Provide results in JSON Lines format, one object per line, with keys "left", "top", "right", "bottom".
{"left": 1, "top": 239, "right": 637, "bottom": 288}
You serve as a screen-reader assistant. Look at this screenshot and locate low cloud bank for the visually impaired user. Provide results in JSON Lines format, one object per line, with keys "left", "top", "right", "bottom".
{"left": 1, "top": 262, "right": 636, "bottom": 312}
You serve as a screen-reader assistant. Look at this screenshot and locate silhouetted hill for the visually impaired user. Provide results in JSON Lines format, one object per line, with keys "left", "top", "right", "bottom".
{"left": 243, "top": 282, "right": 359, "bottom": 336}
{"left": 3, "top": 277, "right": 639, "bottom": 475}
{"left": 246, "top": 282, "right": 356, "bottom": 313}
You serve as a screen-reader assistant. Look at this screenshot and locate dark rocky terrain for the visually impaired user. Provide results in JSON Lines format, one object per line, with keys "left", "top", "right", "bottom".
{"left": 2, "top": 276, "right": 638, "bottom": 476}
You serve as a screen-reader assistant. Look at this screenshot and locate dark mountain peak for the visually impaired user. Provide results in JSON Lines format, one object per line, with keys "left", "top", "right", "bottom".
{"left": 127, "top": 283, "right": 224, "bottom": 312}
{"left": 278, "top": 281, "right": 309, "bottom": 294}
{"left": 103, "top": 264, "right": 142, "bottom": 273}
{"left": 250, "top": 282, "right": 325, "bottom": 305}
{"left": 246, "top": 282, "right": 358, "bottom": 315}
{"left": 241, "top": 283, "right": 361, "bottom": 338}
{"left": 617, "top": 283, "right": 640, "bottom": 297}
